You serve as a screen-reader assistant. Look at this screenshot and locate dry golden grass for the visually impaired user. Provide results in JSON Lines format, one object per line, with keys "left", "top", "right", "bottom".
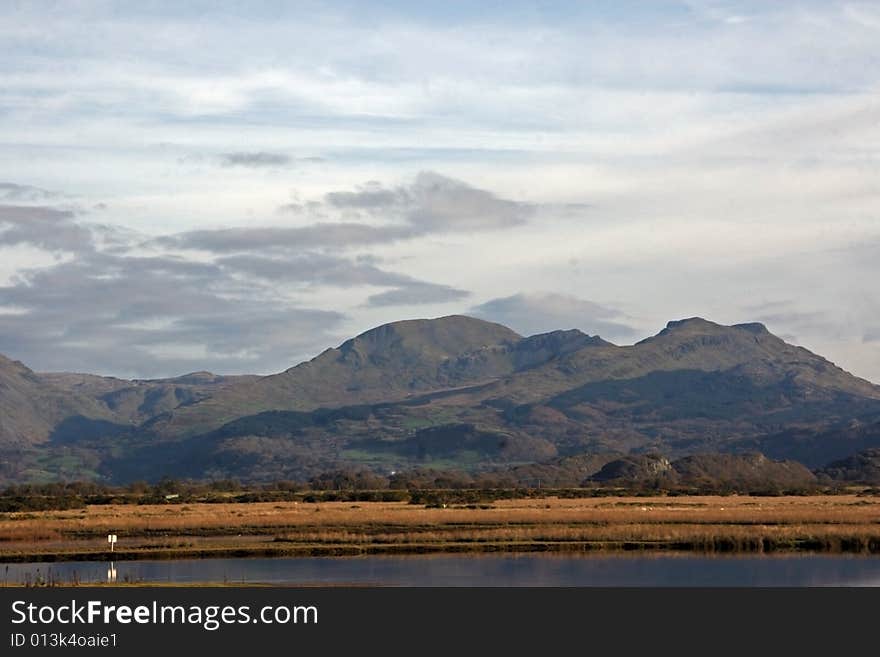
{"left": 3, "top": 495, "right": 880, "bottom": 559}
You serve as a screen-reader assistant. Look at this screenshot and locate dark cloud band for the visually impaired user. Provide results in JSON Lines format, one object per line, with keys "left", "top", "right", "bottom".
{"left": 0, "top": 172, "right": 530, "bottom": 375}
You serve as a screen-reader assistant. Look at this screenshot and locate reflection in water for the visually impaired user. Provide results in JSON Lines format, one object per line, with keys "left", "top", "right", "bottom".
{"left": 5, "top": 554, "right": 880, "bottom": 587}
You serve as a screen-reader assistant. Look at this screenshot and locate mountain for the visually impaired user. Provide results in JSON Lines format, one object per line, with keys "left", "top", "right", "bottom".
{"left": 588, "top": 454, "right": 676, "bottom": 484}
{"left": 492, "top": 453, "right": 623, "bottom": 487}
{"left": 587, "top": 452, "right": 817, "bottom": 490}
{"left": 0, "top": 365, "right": 256, "bottom": 482}
{"left": 144, "top": 315, "right": 524, "bottom": 437}
{"left": 816, "top": 448, "right": 880, "bottom": 484}
{"left": 0, "top": 354, "right": 111, "bottom": 448}
{"left": 738, "top": 418, "right": 880, "bottom": 468}
{"left": 2, "top": 314, "right": 880, "bottom": 484}
{"left": 40, "top": 370, "right": 258, "bottom": 426}
{"left": 490, "top": 317, "right": 878, "bottom": 406}
{"left": 671, "top": 453, "right": 817, "bottom": 489}
{"left": 0, "top": 354, "right": 118, "bottom": 482}
{"left": 484, "top": 317, "right": 880, "bottom": 456}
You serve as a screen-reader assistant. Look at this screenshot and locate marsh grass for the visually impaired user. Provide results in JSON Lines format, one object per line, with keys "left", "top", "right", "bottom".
{"left": 2, "top": 495, "right": 880, "bottom": 560}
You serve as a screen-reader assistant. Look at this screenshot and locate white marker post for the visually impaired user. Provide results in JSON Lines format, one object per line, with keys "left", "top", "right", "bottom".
{"left": 108, "top": 533, "right": 117, "bottom": 552}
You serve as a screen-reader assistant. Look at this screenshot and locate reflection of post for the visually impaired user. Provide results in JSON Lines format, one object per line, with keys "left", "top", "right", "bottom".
{"left": 107, "top": 562, "right": 117, "bottom": 583}
{"left": 108, "top": 533, "right": 117, "bottom": 552}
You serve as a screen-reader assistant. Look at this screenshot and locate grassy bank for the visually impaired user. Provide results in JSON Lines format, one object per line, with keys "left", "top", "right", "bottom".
{"left": 3, "top": 494, "right": 880, "bottom": 563}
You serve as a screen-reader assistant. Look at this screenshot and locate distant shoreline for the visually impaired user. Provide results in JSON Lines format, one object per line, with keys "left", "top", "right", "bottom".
{"left": 5, "top": 539, "right": 880, "bottom": 565}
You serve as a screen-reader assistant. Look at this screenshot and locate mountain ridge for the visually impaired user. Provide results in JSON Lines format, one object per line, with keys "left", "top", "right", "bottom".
{"left": 2, "top": 314, "right": 880, "bottom": 484}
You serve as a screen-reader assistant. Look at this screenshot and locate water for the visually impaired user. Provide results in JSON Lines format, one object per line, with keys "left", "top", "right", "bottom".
{"left": 6, "top": 553, "right": 880, "bottom": 586}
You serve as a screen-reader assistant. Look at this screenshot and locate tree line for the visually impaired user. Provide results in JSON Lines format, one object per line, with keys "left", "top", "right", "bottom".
{"left": 1, "top": 466, "right": 871, "bottom": 512}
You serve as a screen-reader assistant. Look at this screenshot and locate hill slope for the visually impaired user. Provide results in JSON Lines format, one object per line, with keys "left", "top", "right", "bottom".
{"left": 3, "top": 315, "right": 880, "bottom": 484}
{"left": 587, "top": 452, "right": 816, "bottom": 490}
{"left": 0, "top": 355, "right": 111, "bottom": 448}
{"left": 101, "top": 317, "right": 880, "bottom": 482}
{"left": 817, "top": 448, "right": 880, "bottom": 484}
{"left": 40, "top": 371, "right": 259, "bottom": 425}
{"left": 148, "top": 315, "right": 525, "bottom": 436}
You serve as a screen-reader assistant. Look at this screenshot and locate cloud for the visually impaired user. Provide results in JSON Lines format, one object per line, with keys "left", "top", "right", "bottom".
{"left": 0, "top": 249, "right": 346, "bottom": 377}
{"left": 0, "top": 182, "right": 488, "bottom": 375}
{"left": 161, "top": 223, "right": 418, "bottom": 252}
{"left": 366, "top": 281, "right": 470, "bottom": 307}
{"left": 326, "top": 184, "right": 408, "bottom": 209}
{"left": 470, "top": 293, "right": 637, "bottom": 341}
{"left": 162, "top": 171, "right": 533, "bottom": 254}
{"left": 0, "top": 203, "right": 354, "bottom": 376}
{"left": 216, "top": 253, "right": 413, "bottom": 287}
{"left": 0, "top": 205, "right": 93, "bottom": 253}
{"left": 0, "top": 183, "right": 63, "bottom": 203}
{"left": 742, "top": 299, "right": 858, "bottom": 344}
{"left": 752, "top": 310, "right": 841, "bottom": 336}
{"left": 0, "top": 168, "right": 594, "bottom": 377}
{"left": 325, "top": 172, "right": 533, "bottom": 233}
{"left": 405, "top": 171, "right": 533, "bottom": 232}
{"left": 864, "top": 330, "right": 880, "bottom": 343}
{"left": 216, "top": 253, "right": 470, "bottom": 308}
{"left": 2, "top": 3, "right": 880, "bottom": 381}
{"left": 218, "top": 152, "right": 291, "bottom": 167}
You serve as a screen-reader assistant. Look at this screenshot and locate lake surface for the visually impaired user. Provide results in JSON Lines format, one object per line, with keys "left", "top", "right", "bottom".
{"left": 6, "top": 553, "right": 880, "bottom": 586}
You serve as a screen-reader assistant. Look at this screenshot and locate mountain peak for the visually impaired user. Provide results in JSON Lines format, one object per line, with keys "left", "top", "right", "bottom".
{"left": 518, "top": 328, "right": 612, "bottom": 351}
{"left": 340, "top": 315, "right": 521, "bottom": 358}
{"left": 160, "top": 371, "right": 221, "bottom": 384}
{"left": 654, "top": 317, "right": 771, "bottom": 339}
{"left": 732, "top": 322, "right": 769, "bottom": 334}
{"left": 636, "top": 317, "right": 726, "bottom": 344}
{"left": 664, "top": 317, "right": 720, "bottom": 331}
{"left": 358, "top": 314, "right": 518, "bottom": 335}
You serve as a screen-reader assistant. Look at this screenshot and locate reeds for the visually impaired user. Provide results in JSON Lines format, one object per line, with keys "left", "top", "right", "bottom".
{"left": 3, "top": 495, "right": 880, "bottom": 559}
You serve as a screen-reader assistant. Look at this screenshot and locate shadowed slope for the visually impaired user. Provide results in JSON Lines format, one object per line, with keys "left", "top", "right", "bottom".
{"left": 0, "top": 355, "right": 112, "bottom": 447}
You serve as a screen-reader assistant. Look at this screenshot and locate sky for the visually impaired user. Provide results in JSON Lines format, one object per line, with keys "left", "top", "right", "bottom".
{"left": 1, "top": 1, "right": 879, "bottom": 381}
